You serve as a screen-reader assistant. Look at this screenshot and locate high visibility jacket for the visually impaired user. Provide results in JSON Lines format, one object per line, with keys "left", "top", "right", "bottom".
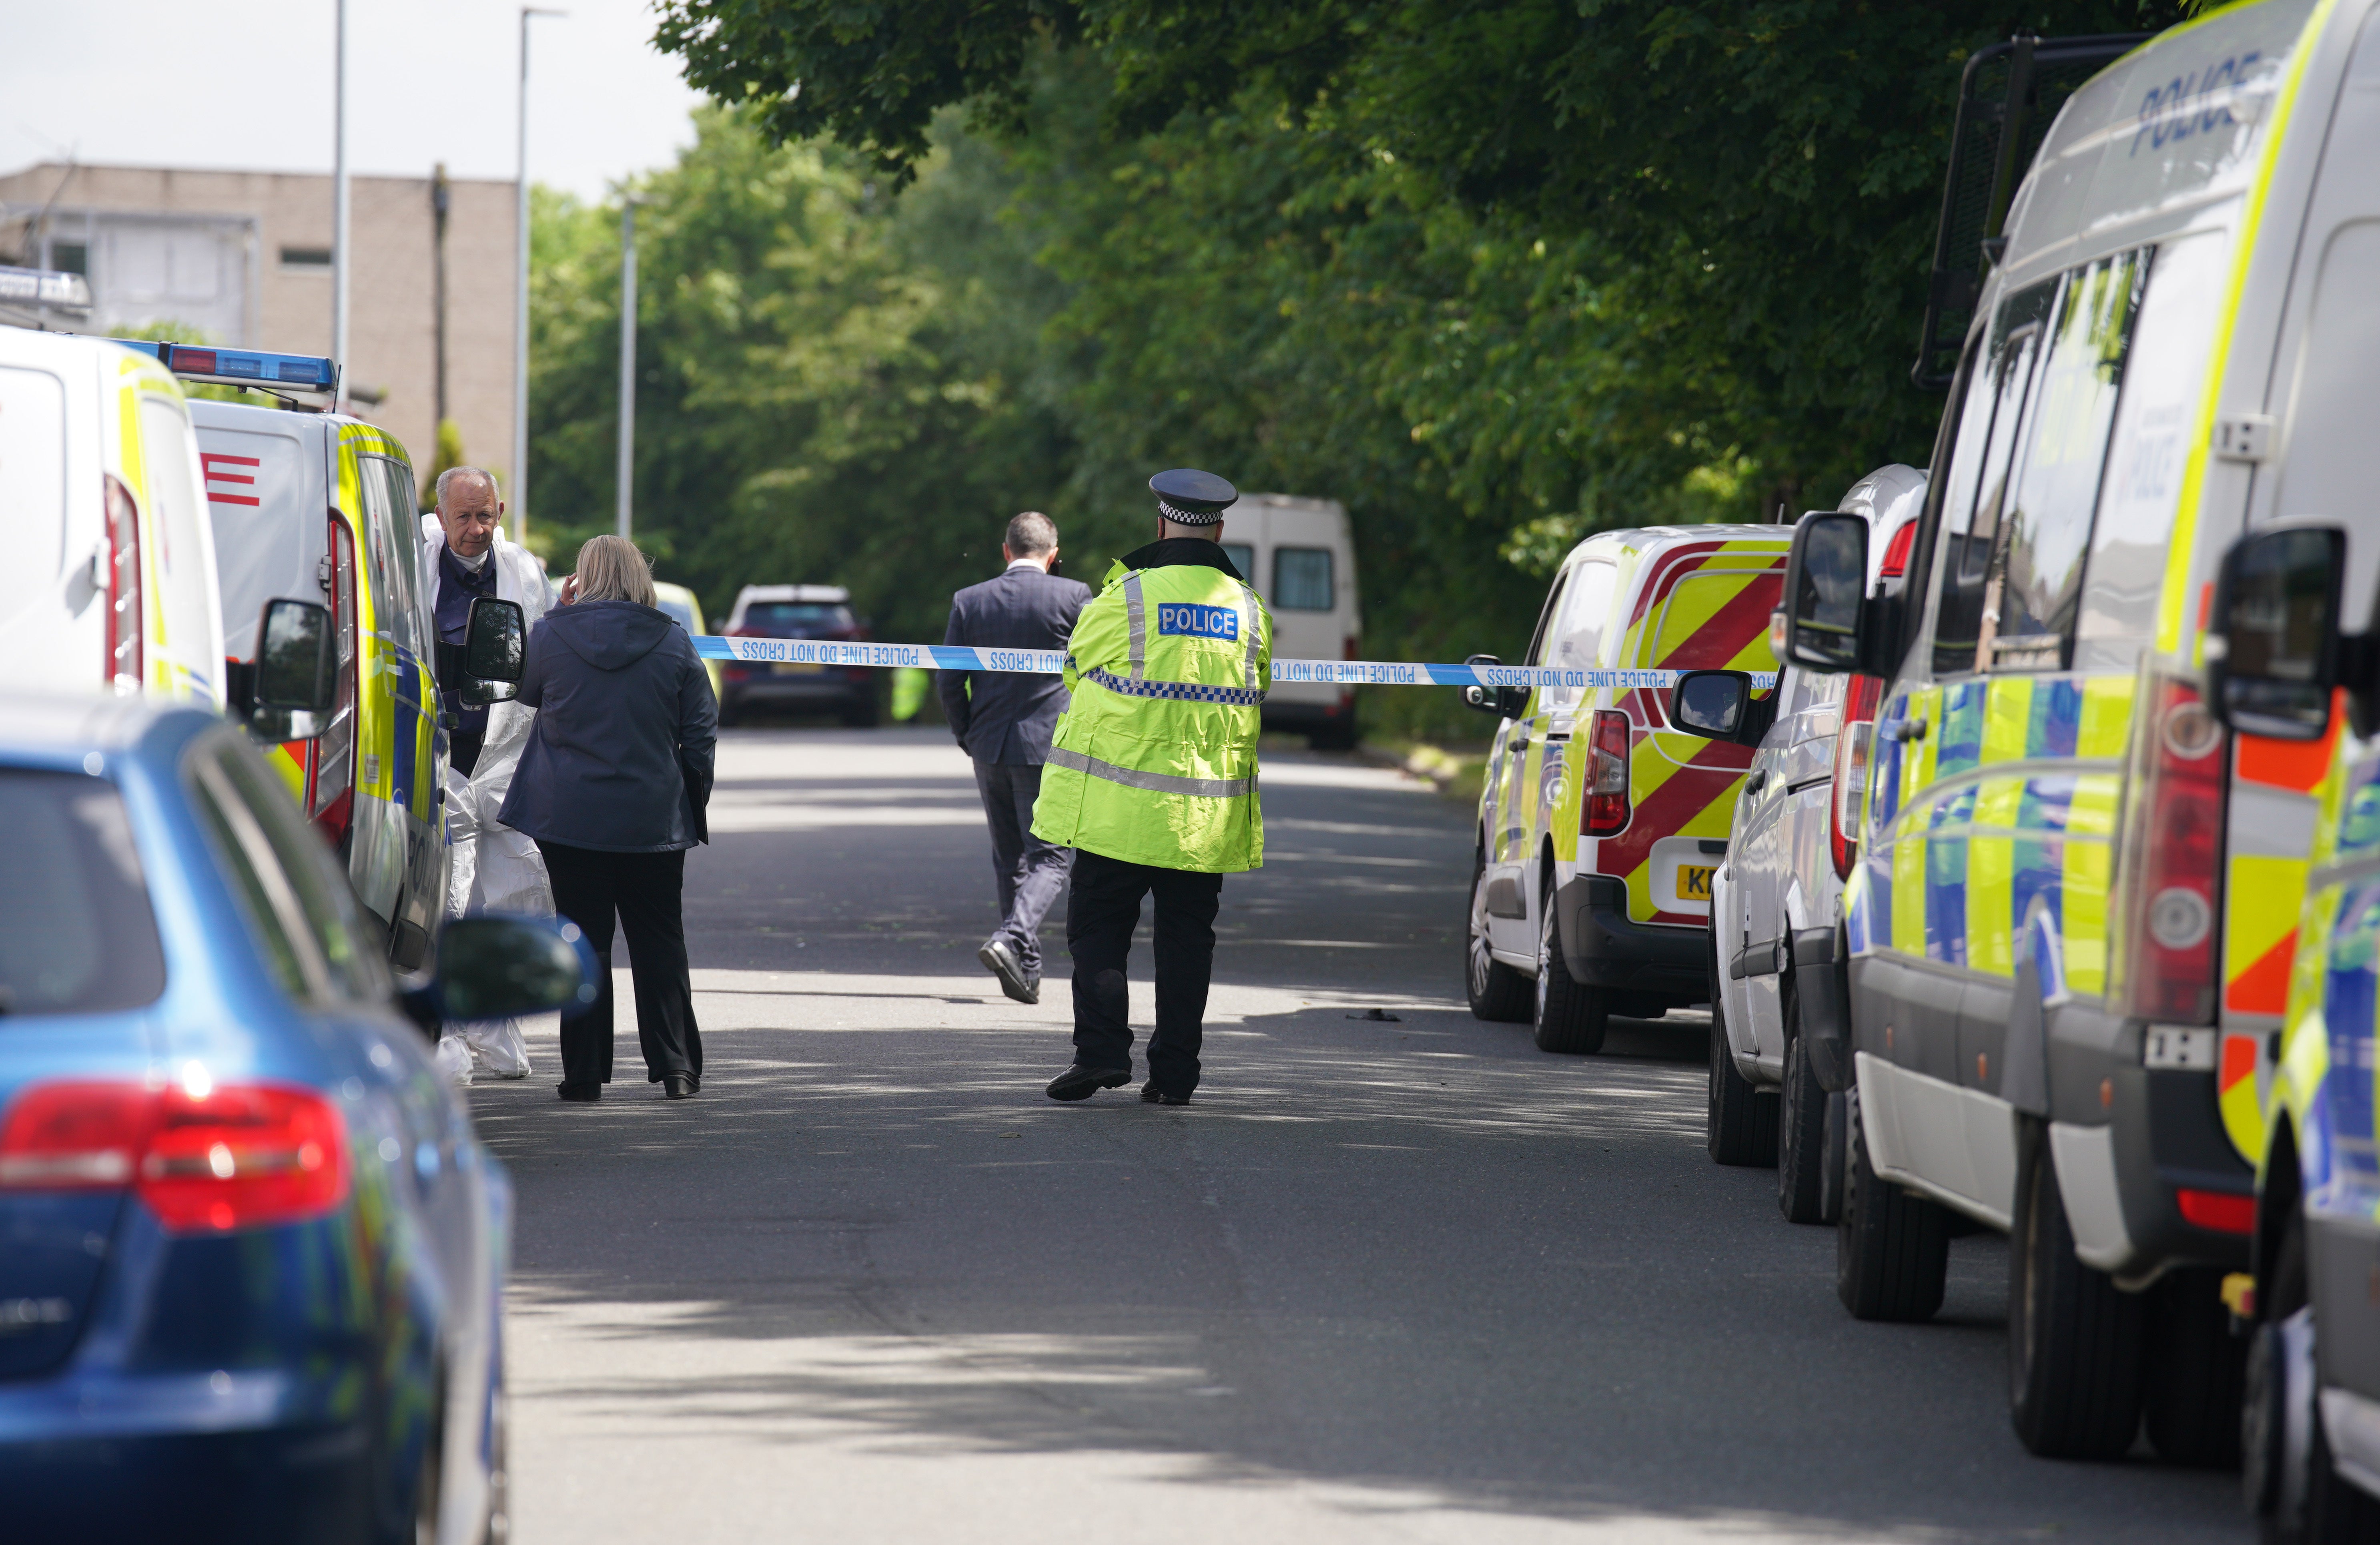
{"left": 1031, "top": 540, "right": 1272, "bottom": 873}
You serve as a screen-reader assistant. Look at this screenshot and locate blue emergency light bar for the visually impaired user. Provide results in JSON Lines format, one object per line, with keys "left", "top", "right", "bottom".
{"left": 107, "top": 339, "right": 339, "bottom": 394}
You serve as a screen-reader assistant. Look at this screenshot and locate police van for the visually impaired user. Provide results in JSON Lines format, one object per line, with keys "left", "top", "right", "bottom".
{"left": 1775, "top": 0, "right": 2380, "bottom": 1469}
{"left": 113, "top": 342, "right": 450, "bottom": 971}
{"left": 1464, "top": 526, "right": 1791, "bottom": 1055}
{"left": 0, "top": 325, "right": 224, "bottom": 710}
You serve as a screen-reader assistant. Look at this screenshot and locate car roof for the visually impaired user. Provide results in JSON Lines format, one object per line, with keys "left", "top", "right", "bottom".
{"left": 734, "top": 584, "right": 850, "bottom": 604}
{"left": 0, "top": 689, "right": 205, "bottom": 766}
{"left": 1563, "top": 523, "right": 1795, "bottom": 568}
{"left": 652, "top": 580, "right": 696, "bottom": 602}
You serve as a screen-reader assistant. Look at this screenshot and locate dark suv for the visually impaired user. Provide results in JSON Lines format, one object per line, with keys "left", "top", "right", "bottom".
{"left": 718, "top": 584, "right": 879, "bottom": 727}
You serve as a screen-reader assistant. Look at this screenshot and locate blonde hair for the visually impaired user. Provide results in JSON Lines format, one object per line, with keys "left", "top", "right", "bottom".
{"left": 573, "top": 535, "right": 658, "bottom": 607}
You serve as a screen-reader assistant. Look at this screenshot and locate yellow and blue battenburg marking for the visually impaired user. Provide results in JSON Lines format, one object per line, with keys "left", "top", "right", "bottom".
{"left": 1854, "top": 672, "right": 2129, "bottom": 988}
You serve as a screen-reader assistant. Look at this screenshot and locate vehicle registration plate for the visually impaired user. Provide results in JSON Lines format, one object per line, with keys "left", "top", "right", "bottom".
{"left": 1677, "top": 864, "right": 1715, "bottom": 902}
{"left": 774, "top": 662, "right": 826, "bottom": 675}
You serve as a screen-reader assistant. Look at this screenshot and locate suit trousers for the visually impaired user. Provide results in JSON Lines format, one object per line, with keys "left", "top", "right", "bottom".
{"left": 972, "top": 760, "right": 1072, "bottom": 980}
{"left": 536, "top": 841, "right": 703, "bottom": 1091}
{"left": 1066, "top": 848, "right": 1223, "bottom": 1098}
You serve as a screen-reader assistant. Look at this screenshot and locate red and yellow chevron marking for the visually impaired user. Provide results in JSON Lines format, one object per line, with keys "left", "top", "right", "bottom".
{"left": 1599, "top": 730, "right": 1752, "bottom": 925}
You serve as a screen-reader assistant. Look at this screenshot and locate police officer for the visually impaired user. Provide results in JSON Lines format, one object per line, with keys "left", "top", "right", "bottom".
{"left": 1031, "top": 469, "right": 1273, "bottom": 1105}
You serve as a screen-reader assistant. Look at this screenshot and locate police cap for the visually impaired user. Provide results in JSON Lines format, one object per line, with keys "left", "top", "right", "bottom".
{"left": 1149, "top": 468, "right": 1238, "bottom": 526}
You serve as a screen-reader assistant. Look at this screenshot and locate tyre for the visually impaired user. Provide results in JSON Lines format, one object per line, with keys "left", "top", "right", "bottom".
{"left": 1837, "top": 1084, "right": 1949, "bottom": 1320}
{"left": 2008, "top": 1120, "right": 2143, "bottom": 1458}
{"left": 1776, "top": 975, "right": 1827, "bottom": 1223}
{"left": 1532, "top": 879, "right": 1608, "bottom": 1053}
{"left": 2140, "top": 1266, "right": 2246, "bottom": 1467}
{"left": 717, "top": 695, "right": 742, "bottom": 728}
{"left": 840, "top": 694, "right": 880, "bottom": 728}
{"left": 1307, "top": 716, "right": 1358, "bottom": 751}
{"left": 1466, "top": 849, "right": 1530, "bottom": 1022}
{"left": 1706, "top": 992, "right": 1776, "bottom": 1166}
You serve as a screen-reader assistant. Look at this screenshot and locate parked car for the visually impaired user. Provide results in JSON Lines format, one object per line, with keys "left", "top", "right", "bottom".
{"left": 1770, "top": 0, "right": 2371, "bottom": 1465}
{"left": 0, "top": 688, "right": 587, "bottom": 1543}
{"left": 718, "top": 583, "right": 877, "bottom": 727}
{"left": 1218, "top": 494, "right": 1361, "bottom": 749}
{"left": 652, "top": 580, "right": 725, "bottom": 707}
{"left": 1464, "top": 525, "right": 1792, "bottom": 1054}
{"left": 0, "top": 328, "right": 224, "bottom": 710}
{"left": 188, "top": 396, "right": 449, "bottom": 970}
{"left": 1686, "top": 466, "right": 1925, "bottom": 1223}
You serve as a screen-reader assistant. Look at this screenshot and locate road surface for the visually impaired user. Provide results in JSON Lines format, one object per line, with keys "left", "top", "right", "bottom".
{"left": 469, "top": 727, "right": 2243, "bottom": 1543}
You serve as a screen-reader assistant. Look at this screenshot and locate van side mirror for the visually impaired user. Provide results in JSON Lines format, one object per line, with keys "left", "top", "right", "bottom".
{"left": 460, "top": 596, "right": 526, "bottom": 707}
{"left": 1670, "top": 670, "right": 1775, "bottom": 746}
{"left": 248, "top": 598, "right": 335, "bottom": 740}
{"left": 2208, "top": 526, "right": 2354, "bottom": 740}
{"left": 1460, "top": 654, "right": 1529, "bottom": 718}
{"left": 432, "top": 913, "right": 600, "bottom": 1021}
{"left": 1782, "top": 514, "right": 1869, "bottom": 673}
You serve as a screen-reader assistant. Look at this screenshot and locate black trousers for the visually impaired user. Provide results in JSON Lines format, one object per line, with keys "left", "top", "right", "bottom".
{"left": 1067, "top": 848, "right": 1223, "bottom": 1097}
{"left": 972, "top": 760, "right": 1072, "bottom": 981}
{"left": 536, "top": 841, "right": 703, "bottom": 1090}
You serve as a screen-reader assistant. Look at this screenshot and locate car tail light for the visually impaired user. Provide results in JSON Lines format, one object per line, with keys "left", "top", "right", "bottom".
{"left": 1581, "top": 710, "right": 1632, "bottom": 837}
{"left": 2176, "top": 1187, "right": 2254, "bottom": 1235}
{"left": 311, "top": 512, "right": 359, "bottom": 845}
{"left": 2112, "top": 675, "right": 2227, "bottom": 1023}
{"left": 1877, "top": 521, "right": 1917, "bottom": 579}
{"left": 1830, "top": 675, "right": 1885, "bottom": 879}
{"left": 0, "top": 1078, "right": 350, "bottom": 1234}
{"left": 102, "top": 474, "right": 143, "bottom": 691}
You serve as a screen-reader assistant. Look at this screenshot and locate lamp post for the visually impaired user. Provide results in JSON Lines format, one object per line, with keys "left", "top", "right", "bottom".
{"left": 513, "top": 6, "right": 565, "bottom": 545}
{"left": 431, "top": 163, "right": 450, "bottom": 430}
{"left": 616, "top": 196, "right": 640, "bottom": 541}
{"left": 331, "top": 0, "right": 349, "bottom": 411}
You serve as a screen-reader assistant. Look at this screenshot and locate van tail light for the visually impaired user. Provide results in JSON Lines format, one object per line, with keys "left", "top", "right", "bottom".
{"left": 1877, "top": 521, "right": 1917, "bottom": 579}
{"left": 1831, "top": 675, "right": 1885, "bottom": 879}
{"left": 2176, "top": 1187, "right": 2255, "bottom": 1235}
{"left": 1582, "top": 710, "right": 1632, "bottom": 837}
{"left": 2112, "top": 675, "right": 2227, "bottom": 1023}
{"left": 310, "top": 512, "right": 359, "bottom": 844}
{"left": 102, "top": 474, "right": 143, "bottom": 691}
{"left": 0, "top": 1078, "right": 351, "bottom": 1234}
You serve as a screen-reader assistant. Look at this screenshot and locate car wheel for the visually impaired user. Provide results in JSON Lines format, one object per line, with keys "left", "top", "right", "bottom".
{"left": 2008, "top": 1118, "right": 2143, "bottom": 1458}
{"left": 1837, "top": 1084, "right": 1949, "bottom": 1320}
{"left": 2139, "top": 1266, "right": 2246, "bottom": 1467}
{"left": 1466, "top": 849, "right": 1530, "bottom": 1022}
{"left": 840, "top": 695, "right": 880, "bottom": 728}
{"left": 718, "top": 695, "right": 742, "bottom": 728}
{"left": 1776, "top": 974, "right": 1827, "bottom": 1222}
{"left": 1532, "top": 878, "right": 1607, "bottom": 1053}
{"left": 1706, "top": 992, "right": 1776, "bottom": 1166}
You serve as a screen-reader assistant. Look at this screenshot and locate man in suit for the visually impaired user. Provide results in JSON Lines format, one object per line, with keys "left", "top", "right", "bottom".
{"left": 942, "top": 511, "right": 1095, "bottom": 1004}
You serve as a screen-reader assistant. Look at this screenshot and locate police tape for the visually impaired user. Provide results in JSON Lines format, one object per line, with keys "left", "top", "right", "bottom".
{"left": 688, "top": 635, "right": 1775, "bottom": 692}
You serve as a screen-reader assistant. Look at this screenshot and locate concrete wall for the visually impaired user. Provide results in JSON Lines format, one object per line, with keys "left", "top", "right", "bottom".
{"left": 0, "top": 161, "right": 517, "bottom": 504}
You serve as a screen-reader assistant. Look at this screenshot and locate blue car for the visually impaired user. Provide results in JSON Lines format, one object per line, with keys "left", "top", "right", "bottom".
{"left": 0, "top": 691, "right": 584, "bottom": 1543}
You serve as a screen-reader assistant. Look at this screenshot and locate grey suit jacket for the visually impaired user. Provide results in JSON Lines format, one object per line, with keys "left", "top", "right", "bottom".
{"left": 939, "top": 564, "right": 1094, "bottom": 765}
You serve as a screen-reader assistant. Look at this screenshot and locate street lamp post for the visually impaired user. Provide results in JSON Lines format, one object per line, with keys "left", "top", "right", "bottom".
{"left": 616, "top": 197, "right": 639, "bottom": 541}
{"left": 513, "top": 6, "right": 565, "bottom": 546}
{"left": 332, "top": 0, "right": 349, "bottom": 411}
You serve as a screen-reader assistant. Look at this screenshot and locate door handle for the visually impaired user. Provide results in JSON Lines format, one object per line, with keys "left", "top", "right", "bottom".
{"left": 1743, "top": 768, "right": 1766, "bottom": 795}
{"left": 1887, "top": 716, "right": 1929, "bottom": 743}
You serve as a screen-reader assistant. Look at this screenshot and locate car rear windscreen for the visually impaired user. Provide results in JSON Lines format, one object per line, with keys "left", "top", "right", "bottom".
{"left": 744, "top": 602, "right": 852, "bottom": 634}
{"left": 0, "top": 770, "right": 166, "bottom": 1015}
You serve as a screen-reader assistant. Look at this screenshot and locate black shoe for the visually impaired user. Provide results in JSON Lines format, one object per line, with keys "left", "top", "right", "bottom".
{"left": 1140, "top": 1082, "right": 1191, "bottom": 1106}
{"left": 558, "top": 1084, "right": 600, "bottom": 1104}
{"left": 686, "top": 1073, "right": 701, "bottom": 1094}
{"left": 664, "top": 1073, "right": 697, "bottom": 1100}
{"left": 979, "top": 937, "right": 1040, "bottom": 1005}
{"left": 1045, "top": 1064, "right": 1131, "bottom": 1102}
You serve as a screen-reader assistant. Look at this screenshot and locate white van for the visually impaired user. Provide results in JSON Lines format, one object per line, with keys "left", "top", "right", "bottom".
{"left": 0, "top": 328, "right": 223, "bottom": 709}
{"left": 1219, "top": 495, "right": 1361, "bottom": 748}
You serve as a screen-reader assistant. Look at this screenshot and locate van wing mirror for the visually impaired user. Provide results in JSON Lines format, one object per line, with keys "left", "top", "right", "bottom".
{"left": 1669, "top": 670, "right": 1774, "bottom": 746}
{"left": 2208, "top": 526, "right": 2353, "bottom": 741}
{"left": 461, "top": 596, "right": 527, "bottom": 707}
{"left": 248, "top": 598, "right": 335, "bottom": 741}
{"left": 1460, "top": 654, "right": 1529, "bottom": 719}
{"left": 1782, "top": 514, "right": 1869, "bottom": 673}
{"left": 433, "top": 913, "right": 600, "bottom": 1022}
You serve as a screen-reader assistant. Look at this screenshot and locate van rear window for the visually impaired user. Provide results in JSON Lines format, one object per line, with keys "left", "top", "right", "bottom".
{"left": 1646, "top": 569, "right": 1784, "bottom": 670}
{"left": 0, "top": 770, "right": 166, "bottom": 1016}
{"left": 1274, "top": 548, "right": 1334, "bottom": 611}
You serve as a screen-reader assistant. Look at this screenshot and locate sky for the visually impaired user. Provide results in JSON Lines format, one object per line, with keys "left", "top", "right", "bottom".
{"left": 0, "top": 0, "right": 705, "bottom": 201}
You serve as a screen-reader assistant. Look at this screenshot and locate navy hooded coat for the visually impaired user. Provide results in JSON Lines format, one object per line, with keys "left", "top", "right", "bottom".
{"left": 497, "top": 599, "right": 718, "bottom": 852}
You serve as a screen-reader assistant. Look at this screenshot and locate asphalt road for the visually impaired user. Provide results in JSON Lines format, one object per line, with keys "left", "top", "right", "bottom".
{"left": 469, "top": 726, "right": 2245, "bottom": 1544}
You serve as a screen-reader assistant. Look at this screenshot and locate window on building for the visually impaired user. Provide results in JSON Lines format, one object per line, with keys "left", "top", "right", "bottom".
{"left": 48, "top": 242, "right": 86, "bottom": 276}
{"left": 280, "top": 246, "right": 333, "bottom": 271}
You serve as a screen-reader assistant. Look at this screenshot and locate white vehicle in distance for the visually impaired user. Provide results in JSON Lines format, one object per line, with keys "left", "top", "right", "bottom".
{"left": 0, "top": 323, "right": 223, "bottom": 709}
{"left": 1218, "top": 494, "right": 1361, "bottom": 748}
{"left": 1682, "top": 466, "right": 1925, "bottom": 1224}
